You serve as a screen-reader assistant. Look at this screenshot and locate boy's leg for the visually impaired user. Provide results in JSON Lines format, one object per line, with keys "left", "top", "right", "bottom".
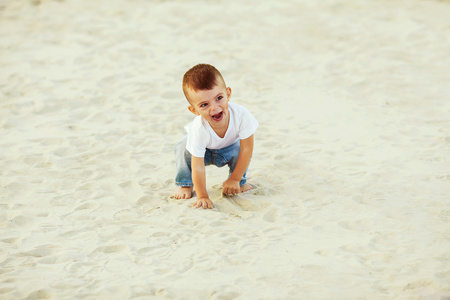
{"left": 216, "top": 140, "right": 249, "bottom": 187}
{"left": 174, "top": 135, "right": 193, "bottom": 186}
{"left": 174, "top": 136, "right": 193, "bottom": 199}
{"left": 174, "top": 136, "right": 214, "bottom": 199}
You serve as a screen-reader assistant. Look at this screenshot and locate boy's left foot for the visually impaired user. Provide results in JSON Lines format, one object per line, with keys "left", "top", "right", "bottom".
{"left": 223, "top": 183, "right": 254, "bottom": 196}
{"left": 240, "top": 183, "right": 254, "bottom": 193}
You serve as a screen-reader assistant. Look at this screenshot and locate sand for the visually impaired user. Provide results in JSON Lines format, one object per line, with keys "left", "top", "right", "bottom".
{"left": 1, "top": 0, "right": 449, "bottom": 299}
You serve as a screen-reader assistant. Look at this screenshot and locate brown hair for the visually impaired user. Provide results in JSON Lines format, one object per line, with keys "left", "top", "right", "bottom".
{"left": 182, "top": 64, "right": 225, "bottom": 100}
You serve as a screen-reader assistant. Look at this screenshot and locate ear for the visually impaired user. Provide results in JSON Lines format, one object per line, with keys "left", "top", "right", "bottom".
{"left": 188, "top": 105, "right": 199, "bottom": 115}
{"left": 226, "top": 87, "right": 232, "bottom": 100}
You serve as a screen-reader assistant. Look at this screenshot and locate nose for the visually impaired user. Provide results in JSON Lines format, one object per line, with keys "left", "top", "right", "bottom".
{"left": 210, "top": 101, "right": 220, "bottom": 112}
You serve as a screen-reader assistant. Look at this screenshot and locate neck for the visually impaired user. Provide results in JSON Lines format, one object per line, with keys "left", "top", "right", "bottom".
{"left": 210, "top": 114, "right": 230, "bottom": 138}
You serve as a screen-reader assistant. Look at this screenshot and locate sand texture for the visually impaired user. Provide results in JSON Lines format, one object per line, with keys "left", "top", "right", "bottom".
{"left": 1, "top": 0, "right": 449, "bottom": 299}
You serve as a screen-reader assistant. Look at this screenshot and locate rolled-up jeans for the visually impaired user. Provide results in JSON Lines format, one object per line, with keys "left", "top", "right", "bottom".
{"left": 174, "top": 135, "right": 247, "bottom": 187}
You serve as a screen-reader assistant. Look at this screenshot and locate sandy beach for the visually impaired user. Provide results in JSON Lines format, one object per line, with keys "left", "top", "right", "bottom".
{"left": 1, "top": 0, "right": 449, "bottom": 299}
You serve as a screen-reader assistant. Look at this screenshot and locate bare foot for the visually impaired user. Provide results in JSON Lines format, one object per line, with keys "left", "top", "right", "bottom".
{"left": 174, "top": 186, "right": 193, "bottom": 199}
{"left": 240, "top": 183, "right": 254, "bottom": 193}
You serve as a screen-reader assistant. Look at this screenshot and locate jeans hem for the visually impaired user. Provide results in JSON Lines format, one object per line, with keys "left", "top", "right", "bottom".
{"left": 176, "top": 183, "right": 194, "bottom": 187}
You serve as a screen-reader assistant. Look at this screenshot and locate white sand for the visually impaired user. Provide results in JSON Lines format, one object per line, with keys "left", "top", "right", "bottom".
{"left": 1, "top": 0, "right": 449, "bottom": 299}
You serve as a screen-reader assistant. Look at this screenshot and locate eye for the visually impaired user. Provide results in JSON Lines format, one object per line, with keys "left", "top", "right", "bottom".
{"left": 216, "top": 96, "right": 223, "bottom": 101}
{"left": 200, "top": 103, "right": 208, "bottom": 108}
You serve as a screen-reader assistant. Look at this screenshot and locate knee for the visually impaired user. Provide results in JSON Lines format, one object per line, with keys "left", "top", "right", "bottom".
{"left": 229, "top": 143, "right": 241, "bottom": 161}
{"left": 174, "top": 136, "right": 187, "bottom": 153}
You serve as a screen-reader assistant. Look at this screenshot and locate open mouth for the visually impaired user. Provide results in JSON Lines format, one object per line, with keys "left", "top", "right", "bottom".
{"left": 212, "top": 112, "right": 223, "bottom": 122}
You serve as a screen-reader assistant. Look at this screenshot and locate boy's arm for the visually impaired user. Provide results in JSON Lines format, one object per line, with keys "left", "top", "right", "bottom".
{"left": 191, "top": 156, "right": 214, "bottom": 209}
{"left": 223, "top": 134, "right": 254, "bottom": 195}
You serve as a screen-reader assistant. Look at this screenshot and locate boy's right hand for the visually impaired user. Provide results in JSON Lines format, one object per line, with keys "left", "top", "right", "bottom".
{"left": 193, "top": 197, "right": 214, "bottom": 209}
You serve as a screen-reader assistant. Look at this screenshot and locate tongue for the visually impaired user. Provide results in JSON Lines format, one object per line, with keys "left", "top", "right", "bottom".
{"left": 213, "top": 112, "right": 222, "bottom": 120}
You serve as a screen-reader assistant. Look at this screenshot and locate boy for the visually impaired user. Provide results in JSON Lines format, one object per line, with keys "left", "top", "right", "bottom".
{"left": 174, "top": 64, "right": 258, "bottom": 209}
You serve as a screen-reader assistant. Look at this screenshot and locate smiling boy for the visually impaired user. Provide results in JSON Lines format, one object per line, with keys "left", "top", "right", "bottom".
{"left": 174, "top": 64, "right": 258, "bottom": 209}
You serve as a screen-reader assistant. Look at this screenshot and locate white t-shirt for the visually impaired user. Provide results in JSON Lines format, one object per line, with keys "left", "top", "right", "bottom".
{"left": 185, "top": 102, "right": 258, "bottom": 157}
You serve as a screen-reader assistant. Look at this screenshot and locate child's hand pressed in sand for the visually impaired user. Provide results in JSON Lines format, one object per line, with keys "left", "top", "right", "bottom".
{"left": 222, "top": 178, "right": 240, "bottom": 196}
{"left": 193, "top": 197, "right": 214, "bottom": 209}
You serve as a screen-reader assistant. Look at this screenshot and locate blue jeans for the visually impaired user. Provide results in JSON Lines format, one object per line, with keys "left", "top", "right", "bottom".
{"left": 174, "top": 135, "right": 248, "bottom": 187}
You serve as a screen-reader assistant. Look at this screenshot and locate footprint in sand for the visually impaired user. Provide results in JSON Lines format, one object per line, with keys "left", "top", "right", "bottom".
{"left": 262, "top": 209, "right": 279, "bottom": 223}
{"left": 74, "top": 202, "right": 101, "bottom": 211}
{"left": 0, "top": 288, "right": 14, "bottom": 296}
{"left": 21, "top": 245, "right": 57, "bottom": 258}
{"left": 137, "top": 246, "right": 170, "bottom": 256}
{"left": 216, "top": 232, "right": 240, "bottom": 245}
{"left": 175, "top": 258, "right": 194, "bottom": 274}
{"left": 338, "top": 218, "right": 376, "bottom": 231}
{"left": 210, "top": 186, "right": 273, "bottom": 220}
{"left": 50, "top": 277, "right": 85, "bottom": 290}
{"left": 104, "top": 258, "right": 134, "bottom": 273}
{"left": 8, "top": 216, "right": 32, "bottom": 228}
{"left": 26, "top": 290, "right": 53, "bottom": 300}
{"left": 113, "top": 209, "right": 141, "bottom": 221}
{"left": 136, "top": 195, "right": 162, "bottom": 208}
{"left": 64, "top": 261, "right": 103, "bottom": 278}
{"left": 178, "top": 218, "right": 199, "bottom": 226}
{"left": 88, "top": 245, "right": 128, "bottom": 259}
{"left": 210, "top": 291, "right": 241, "bottom": 300}
{"left": 0, "top": 237, "right": 21, "bottom": 246}
{"left": 315, "top": 248, "right": 337, "bottom": 257}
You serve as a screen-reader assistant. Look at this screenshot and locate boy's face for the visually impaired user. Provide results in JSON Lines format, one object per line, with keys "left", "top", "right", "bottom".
{"left": 186, "top": 78, "right": 232, "bottom": 131}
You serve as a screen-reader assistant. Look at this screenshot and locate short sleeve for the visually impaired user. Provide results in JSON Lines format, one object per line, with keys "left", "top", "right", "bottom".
{"left": 237, "top": 105, "right": 259, "bottom": 140}
{"left": 185, "top": 118, "right": 209, "bottom": 157}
